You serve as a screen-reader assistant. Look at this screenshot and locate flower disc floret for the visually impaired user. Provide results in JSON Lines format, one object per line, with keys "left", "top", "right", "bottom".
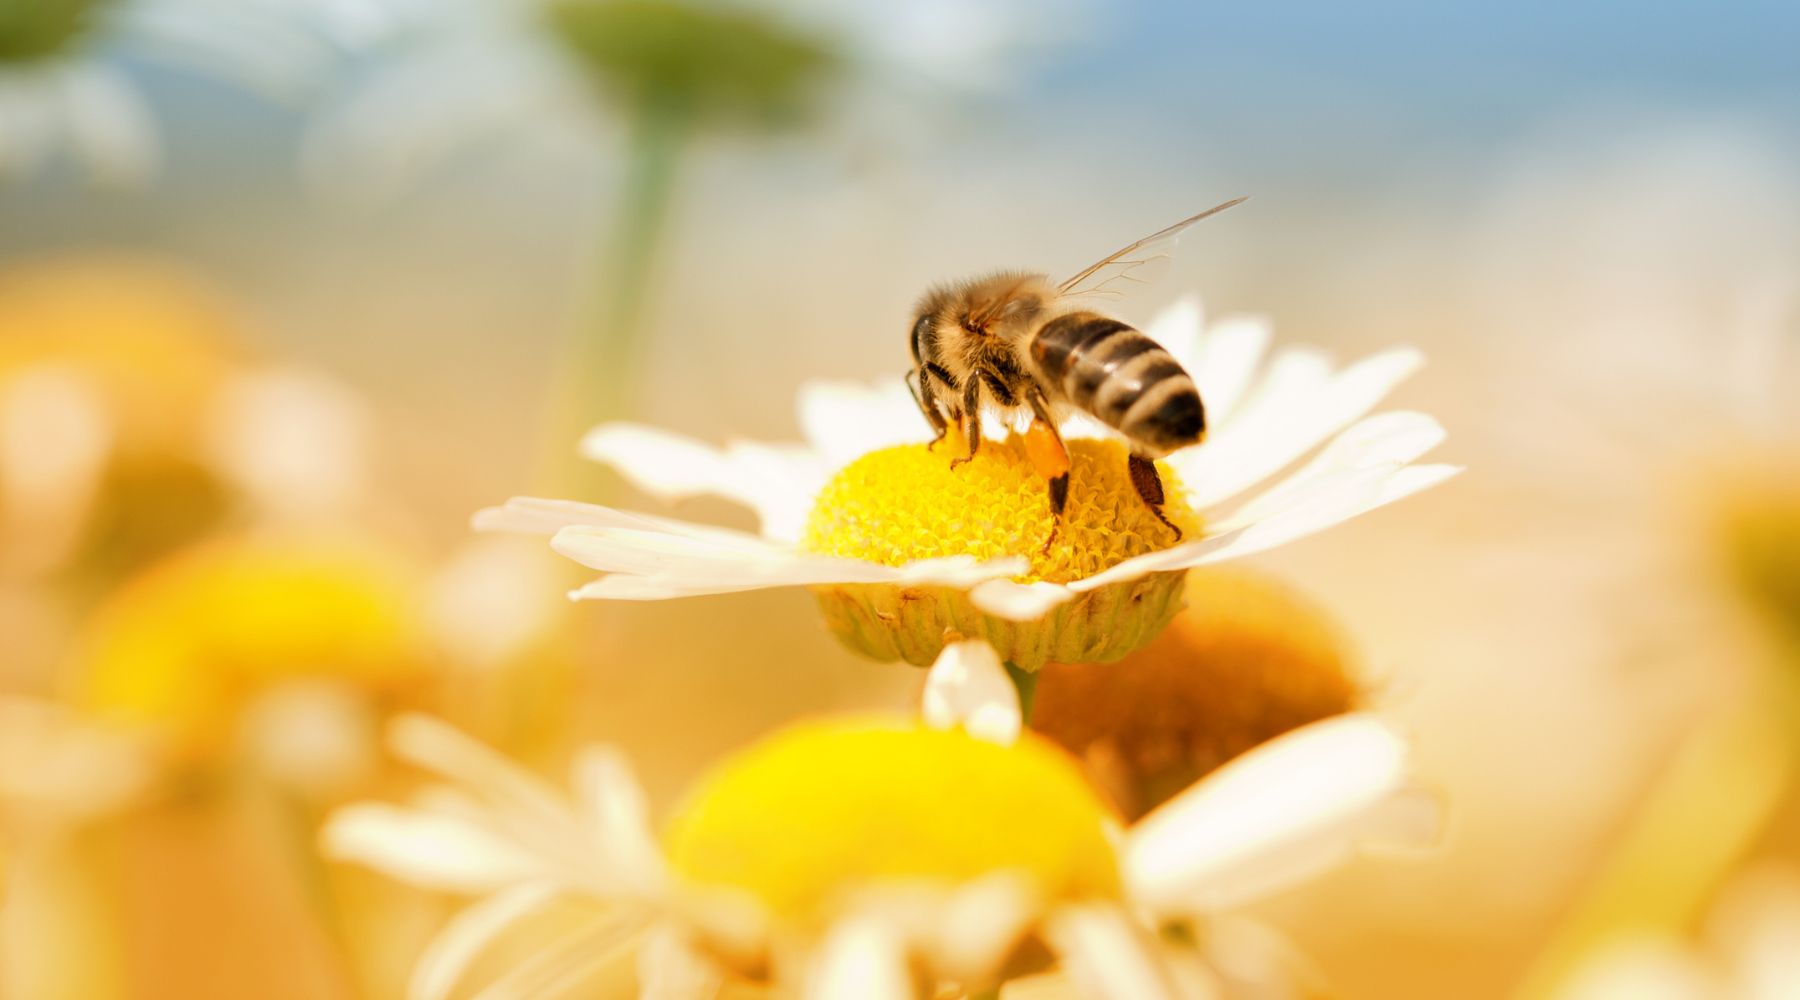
{"left": 798, "top": 437, "right": 1196, "bottom": 668}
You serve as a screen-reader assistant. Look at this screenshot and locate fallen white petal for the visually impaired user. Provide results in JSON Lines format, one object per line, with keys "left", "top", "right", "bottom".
{"left": 410, "top": 882, "right": 562, "bottom": 1000}
{"left": 322, "top": 803, "right": 541, "bottom": 894}
{"left": 1125, "top": 714, "right": 1438, "bottom": 916}
{"left": 1043, "top": 903, "right": 1182, "bottom": 1000}
{"left": 970, "top": 579, "right": 1075, "bottom": 620}
{"left": 805, "top": 916, "right": 913, "bottom": 1000}
{"left": 922, "top": 640, "right": 1021, "bottom": 746}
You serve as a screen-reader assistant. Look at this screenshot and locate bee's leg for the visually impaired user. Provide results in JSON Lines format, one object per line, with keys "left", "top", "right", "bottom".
{"left": 948, "top": 377, "right": 982, "bottom": 470}
{"left": 1128, "top": 452, "right": 1183, "bottom": 542}
{"left": 906, "top": 368, "right": 949, "bottom": 445}
{"left": 1025, "top": 387, "right": 1070, "bottom": 554}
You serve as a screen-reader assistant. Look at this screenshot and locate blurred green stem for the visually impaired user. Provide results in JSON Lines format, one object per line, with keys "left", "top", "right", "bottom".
{"left": 541, "top": 103, "right": 688, "bottom": 493}
{"left": 1005, "top": 661, "right": 1038, "bottom": 724}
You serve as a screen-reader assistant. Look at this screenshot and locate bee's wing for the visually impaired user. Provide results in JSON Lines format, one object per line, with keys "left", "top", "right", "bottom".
{"left": 1056, "top": 197, "right": 1247, "bottom": 301}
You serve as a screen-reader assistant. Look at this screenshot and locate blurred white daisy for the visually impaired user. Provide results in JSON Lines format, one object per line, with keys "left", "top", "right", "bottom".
{"left": 478, "top": 297, "right": 1458, "bottom": 669}
{"left": 0, "top": 0, "right": 414, "bottom": 184}
{"left": 301, "top": 0, "right": 1082, "bottom": 196}
{"left": 324, "top": 641, "right": 1438, "bottom": 1000}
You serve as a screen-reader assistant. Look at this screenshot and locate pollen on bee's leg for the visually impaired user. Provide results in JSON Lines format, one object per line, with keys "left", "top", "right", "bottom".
{"left": 1024, "top": 421, "right": 1071, "bottom": 481}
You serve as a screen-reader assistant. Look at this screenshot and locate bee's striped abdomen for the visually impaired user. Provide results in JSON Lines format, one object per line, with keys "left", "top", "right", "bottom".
{"left": 1031, "top": 311, "right": 1206, "bottom": 454}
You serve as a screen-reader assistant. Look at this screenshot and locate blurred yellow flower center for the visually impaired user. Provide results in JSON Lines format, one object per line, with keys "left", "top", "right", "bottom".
{"left": 663, "top": 717, "right": 1121, "bottom": 929}
{"left": 74, "top": 538, "right": 422, "bottom": 756}
{"left": 800, "top": 438, "right": 1199, "bottom": 584}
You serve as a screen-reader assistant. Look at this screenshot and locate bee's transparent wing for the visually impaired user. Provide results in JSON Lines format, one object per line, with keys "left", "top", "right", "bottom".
{"left": 1056, "top": 197, "right": 1247, "bottom": 301}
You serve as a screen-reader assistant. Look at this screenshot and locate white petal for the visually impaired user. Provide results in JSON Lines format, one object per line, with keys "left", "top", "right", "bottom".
{"left": 1188, "top": 315, "right": 1271, "bottom": 428}
{"left": 475, "top": 497, "right": 774, "bottom": 547}
{"left": 549, "top": 524, "right": 822, "bottom": 579}
{"left": 930, "top": 872, "right": 1041, "bottom": 983}
{"left": 579, "top": 424, "right": 824, "bottom": 542}
{"left": 570, "top": 745, "right": 666, "bottom": 896}
{"left": 389, "top": 715, "right": 571, "bottom": 831}
{"left": 970, "top": 579, "right": 1075, "bottom": 620}
{"left": 204, "top": 367, "right": 370, "bottom": 520}
{"left": 550, "top": 521, "right": 1026, "bottom": 602}
{"left": 805, "top": 917, "right": 913, "bottom": 1000}
{"left": 637, "top": 924, "right": 723, "bottom": 1000}
{"left": 1143, "top": 296, "right": 1206, "bottom": 372}
{"left": 410, "top": 883, "right": 562, "bottom": 1000}
{"left": 1042, "top": 904, "right": 1183, "bottom": 1000}
{"left": 467, "top": 910, "right": 646, "bottom": 1000}
{"left": 922, "top": 640, "right": 1021, "bottom": 746}
{"left": 322, "top": 803, "right": 541, "bottom": 893}
{"left": 1124, "top": 714, "right": 1439, "bottom": 916}
{"left": 0, "top": 366, "right": 113, "bottom": 575}
{"left": 797, "top": 378, "right": 934, "bottom": 465}
{"left": 1076, "top": 460, "right": 1459, "bottom": 591}
{"left": 1228, "top": 411, "right": 1446, "bottom": 521}
{"left": 1174, "top": 347, "right": 1423, "bottom": 508}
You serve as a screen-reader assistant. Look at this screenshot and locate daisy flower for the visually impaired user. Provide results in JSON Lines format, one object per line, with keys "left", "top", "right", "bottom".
{"left": 1031, "top": 566, "right": 1363, "bottom": 820}
{"left": 324, "top": 640, "right": 1439, "bottom": 1000}
{"left": 301, "top": 0, "right": 1078, "bottom": 195}
{"left": 479, "top": 298, "right": 1459, "bottom": 670}
{"left": 71, "top": 534, "right": 428, "bottom": 795}
{"left": 0, "top": 0, "right": 413, "bottom": 184}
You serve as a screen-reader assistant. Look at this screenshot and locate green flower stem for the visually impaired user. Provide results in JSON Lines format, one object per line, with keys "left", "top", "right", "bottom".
{"left": 1005, "top": 660, "right": 1038, "bottom": 724}
{"left": 539, "top": 103, "right": 688, "bottom": 494}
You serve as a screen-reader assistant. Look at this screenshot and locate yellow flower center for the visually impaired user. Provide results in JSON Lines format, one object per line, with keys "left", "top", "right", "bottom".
{"left": 74, "top": 537, "right": 422, "bottom": 756}
{"left": 663, "top": 717, "right": 1121, "bottom": 930}
{"left": 800, "top": 437, "right": 1199, "bottom": 584}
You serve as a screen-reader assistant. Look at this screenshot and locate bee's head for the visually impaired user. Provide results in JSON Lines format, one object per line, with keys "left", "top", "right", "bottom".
{"left": 914, "top": 273, "right": 1050, "bottom": 352}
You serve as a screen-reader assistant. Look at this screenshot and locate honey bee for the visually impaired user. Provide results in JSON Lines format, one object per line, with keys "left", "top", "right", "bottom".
{"left": 906, "top": 198, "right": 1246, "bottom": 542}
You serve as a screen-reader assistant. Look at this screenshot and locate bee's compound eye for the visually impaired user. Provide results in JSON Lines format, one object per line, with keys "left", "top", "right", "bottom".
{"left": 909, "top": 313, "right": 934, "bottom": 361}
